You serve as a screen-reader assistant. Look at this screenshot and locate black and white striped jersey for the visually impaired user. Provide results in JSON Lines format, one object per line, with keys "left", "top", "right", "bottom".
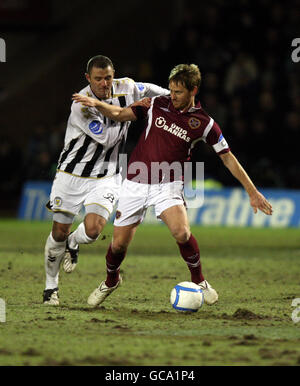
{"left": 57, "top": 78, "right": 169, "bottom": 178}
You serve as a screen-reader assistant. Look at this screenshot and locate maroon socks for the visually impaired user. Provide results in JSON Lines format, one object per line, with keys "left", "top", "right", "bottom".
{"left": 105, "top": 234, "right": 204, "bottom": 287}
{"left": 105, "top": 244, "right": 126, "bottom": 287}
{"left": 177, "top": 234, "right": 205, "bottom": 284}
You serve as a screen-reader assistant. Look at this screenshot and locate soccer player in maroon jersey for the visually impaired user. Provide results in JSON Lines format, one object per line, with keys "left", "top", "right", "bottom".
{"left": 72, "top": 64, "right": 273, "bottom": 307}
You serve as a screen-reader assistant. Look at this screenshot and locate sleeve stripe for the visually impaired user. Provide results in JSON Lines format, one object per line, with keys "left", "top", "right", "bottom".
{"left": 144, "top": 97, "right": 157, "bottom": 139}
{"left": 202, "top": 117, "right": 214, "bottom": 142}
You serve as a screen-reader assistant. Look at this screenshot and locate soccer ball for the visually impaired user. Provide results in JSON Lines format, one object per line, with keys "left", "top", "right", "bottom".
{"left": 170, "top": 281, "right": 204, "bottom": 312}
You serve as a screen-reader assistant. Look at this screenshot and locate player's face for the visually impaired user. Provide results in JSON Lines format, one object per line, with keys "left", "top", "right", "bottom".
{"left": 169, "top": 81, "right": 196, "bottom": 112}
{"left": 86, "top": 66, "right": 114, "bottom": 99}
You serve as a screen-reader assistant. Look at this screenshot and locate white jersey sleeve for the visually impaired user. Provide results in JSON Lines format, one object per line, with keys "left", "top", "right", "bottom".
{"left": 133, "top": 81, "right": 169, "bottom": 101}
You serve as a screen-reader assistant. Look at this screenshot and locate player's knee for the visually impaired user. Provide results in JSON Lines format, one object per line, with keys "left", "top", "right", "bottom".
{"left": 111, "top": 241, "right": 127, "bottom": 255}
{"left": 52, "top": 223, "right": 70, "bottom": 242}
{"left": 84, "top": 214, "right": 106, "bottom": 240}
{"left": 172, "top": 226, "right": 191, "bottom": 244}
{"left": 85, "top": 225, "right": 101, "bottom": 240}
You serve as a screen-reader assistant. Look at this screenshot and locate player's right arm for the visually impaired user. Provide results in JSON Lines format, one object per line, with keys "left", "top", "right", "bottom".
{"left": 72, "top": 93, "right": 137, "bottom": 122}
{"left": 219, "top": 151, "right": 273, "bottom": 215}
{"left": 205, "top": 119, "right": 273, "bottom": 216}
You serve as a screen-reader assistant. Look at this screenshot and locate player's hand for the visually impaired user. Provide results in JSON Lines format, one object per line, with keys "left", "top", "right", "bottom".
{"left": 72, "top": 93, "right": 97, "bottom": 107}
{"left": 249, "top": 191, "right": 273, "bottom": 215}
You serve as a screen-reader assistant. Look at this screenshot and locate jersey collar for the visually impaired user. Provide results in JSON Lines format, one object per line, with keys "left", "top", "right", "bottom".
{"left": 188, "top": 101, "right": 202, "bottom": 112}
{"left": 168, "top": 98, "right": 202, "bottom": 114}
{"left": 89, "top": 85, "right": 114, "bottom": 101}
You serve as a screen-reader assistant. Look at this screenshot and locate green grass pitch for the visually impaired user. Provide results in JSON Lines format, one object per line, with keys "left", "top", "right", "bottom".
{"left": 0, "top": 219, "right": 300, "bottom": 366}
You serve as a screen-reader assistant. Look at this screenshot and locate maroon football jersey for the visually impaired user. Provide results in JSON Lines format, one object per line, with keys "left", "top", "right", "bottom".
{"left": 128, "top": 95, "right": 230, "bottom": 183}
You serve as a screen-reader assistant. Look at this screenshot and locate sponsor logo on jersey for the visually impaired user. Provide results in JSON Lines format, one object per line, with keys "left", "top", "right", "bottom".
{"left": 135, "top": 82, "right": 145, "bottom": 92}
{"left": 188, "top": 117, "right": 201, "bottom": 129}
{"left": 155, "top": 117, "right": 166, "bottom": 128}
{"left": 155, "top": 116, "right": 191, "bottom": 143}
{"left": 89, "top": 120, "right": 103, "bottom": 135}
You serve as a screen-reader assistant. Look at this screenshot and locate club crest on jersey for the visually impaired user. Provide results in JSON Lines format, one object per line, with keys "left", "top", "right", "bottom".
{"left": 188, "top": 117, "right": 201, "bottom": 129}
{"left": 115, "top": 210, "right": 122, "bottom": 219}
{"left": 54, "top": 197, "right": 62, "bottom": 207}
{"left": 89, "top": 120, "right": 103, "bottom": 135}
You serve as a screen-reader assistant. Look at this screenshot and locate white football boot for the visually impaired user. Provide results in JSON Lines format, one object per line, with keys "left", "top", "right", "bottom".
{"left": 87, "top": 277, "right": 122, "bottom": 307}
{"left": 43, "top": 288, "right": 59, "bottom": 306}
{"left": 63, "top": 235, "right": 79, "bottom": 273}
{"left": 198, "top": 280, "right": 218, "bottom": 305}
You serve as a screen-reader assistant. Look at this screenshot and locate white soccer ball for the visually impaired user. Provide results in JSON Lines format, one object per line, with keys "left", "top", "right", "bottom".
{"left": 170, "top": 281, "right": 204, "bottom": 312}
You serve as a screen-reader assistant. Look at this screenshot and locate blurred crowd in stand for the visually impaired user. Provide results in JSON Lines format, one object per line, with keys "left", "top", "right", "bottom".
{"left": 146, "top": 2, "right": 300, "bottom": 190}
{"left": 1, "top": 1, "right": 300, "bottom": 214}
{"left": 0, "top": 122, "right": 65, "bottom": 211}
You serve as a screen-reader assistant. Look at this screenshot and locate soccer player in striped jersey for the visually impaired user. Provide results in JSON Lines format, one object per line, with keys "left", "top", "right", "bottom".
{"left": 43, "top": 55, "right": 169, "bottom": 305}
{"left": 73, "top": 63, "right": 273, "bottom": 307}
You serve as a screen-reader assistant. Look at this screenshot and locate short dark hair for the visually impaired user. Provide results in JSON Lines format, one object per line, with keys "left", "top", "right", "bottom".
{"left": 168, "top": 64, "right": 201, "bottom": 91}
{"left": 86, "top": 55, "right": 114, "bottom": 74}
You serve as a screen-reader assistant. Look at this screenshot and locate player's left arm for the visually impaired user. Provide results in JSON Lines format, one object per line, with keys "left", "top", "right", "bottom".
{"left": 219, "top": 151, "right": 273, "bottom": 215}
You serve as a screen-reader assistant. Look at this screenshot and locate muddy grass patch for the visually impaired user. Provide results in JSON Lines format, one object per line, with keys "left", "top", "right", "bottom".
{"left": 222, "top": 308, "right": 269, "bottom": 321}
{"left": 22, "top": 348, "right": 41, "bottom": 356}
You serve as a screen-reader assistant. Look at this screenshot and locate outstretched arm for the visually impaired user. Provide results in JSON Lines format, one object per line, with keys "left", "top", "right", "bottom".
{"left": 219, "top": 151, "right": 273, "bottom": 215}
{"left": 72, "top": 93, "right": 137, "bottom": 122}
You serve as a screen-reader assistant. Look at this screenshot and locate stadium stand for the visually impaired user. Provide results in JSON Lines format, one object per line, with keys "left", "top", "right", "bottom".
{"left": 0, "top": 0, "right": 300, "bottom": 216}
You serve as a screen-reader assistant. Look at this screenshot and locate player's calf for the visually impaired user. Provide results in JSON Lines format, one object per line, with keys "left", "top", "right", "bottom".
{"left": 63, "top": 222, "right": 98, "bottom": 273}
{"left": 44, "top": 233, "right": 66, "bottom": 288}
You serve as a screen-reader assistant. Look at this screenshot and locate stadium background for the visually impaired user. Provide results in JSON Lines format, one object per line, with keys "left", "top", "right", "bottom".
{"left": 0, "top": 0, "right": 299, "bottom": 219}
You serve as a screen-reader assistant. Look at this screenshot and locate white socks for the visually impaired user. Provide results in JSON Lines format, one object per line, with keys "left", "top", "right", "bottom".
{"left": 44, "top": 223, "right": 99, "bottom": 290}
{"left": 44, "top": 233, "right": 66, "bottom": 290}
{"left": 67, "top": 222, "right": 97, "bottom": 249}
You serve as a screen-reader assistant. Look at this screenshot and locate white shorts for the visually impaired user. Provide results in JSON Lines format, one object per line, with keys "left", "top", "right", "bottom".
{"left": 114, "top": 179, "right": 185, "bottom": 226}
{"left": 49, "top": 171, "right": 121, "bottom": 221}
